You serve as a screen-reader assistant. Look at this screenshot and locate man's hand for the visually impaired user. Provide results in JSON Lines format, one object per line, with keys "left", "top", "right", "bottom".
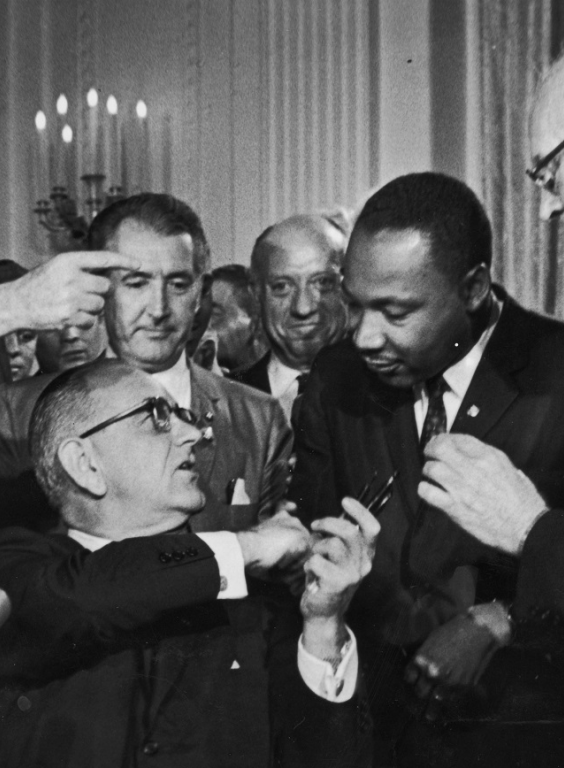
{"left": 236, "top": 505, "right": 310, "bottom": 576}
{"left": 418, "top": 434, "right": 547, "bottom": 555}
{"left": 4, "top": 251, "right": 139, "bottom": 333}
{"left": 300, "top": 498, "right": 380, "bottom": 659}
{"left": 404, "top": 601, "right": 511, "bottom": 721}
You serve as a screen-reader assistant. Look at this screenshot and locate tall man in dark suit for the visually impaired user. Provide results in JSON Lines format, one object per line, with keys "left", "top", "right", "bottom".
{"left": 233, "top": 214, "right": 349, "bottom": 421}
{"left": 289, "top": 172, "right": 564, "bottom": 766}
{"left": 416, "top": 53, "right": 564, "bottom": 634}
{"left": 0, "top": 359, "right": 377, "bottom": 767}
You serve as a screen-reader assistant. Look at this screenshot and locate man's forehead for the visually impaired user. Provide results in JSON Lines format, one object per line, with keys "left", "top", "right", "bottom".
{"left": 531, "top": 66, "right": 564, "bottom": 152}
{"left": 111, "top": 220, "right": 195, "bottom": 272}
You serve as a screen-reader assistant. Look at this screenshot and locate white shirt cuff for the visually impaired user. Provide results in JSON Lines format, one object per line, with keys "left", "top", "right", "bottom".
{"left": 297, "top": 627, "right": 358, "bottom": 702}
{"left": 196, "top": 531, "right": 248, "bottom": 600}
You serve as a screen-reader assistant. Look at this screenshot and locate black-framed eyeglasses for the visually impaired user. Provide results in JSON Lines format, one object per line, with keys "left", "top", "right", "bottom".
{"left": 79, "top": 396, "right": 198, "bottom": 439}
{"left": 526, "top": 138, "right": 564, "bottom": 190}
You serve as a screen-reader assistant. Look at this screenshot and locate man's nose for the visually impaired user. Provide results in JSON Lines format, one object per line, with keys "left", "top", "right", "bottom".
{"left": 291, "top": 285, "right": 317, "bottom": 317}
{"left": 539, "top": 188, "right": 564, "bottom": 221}
{"left": 172, "top": 415, "right": 202, "bottom": 447}
{"left": 61, "top": 325, "right": 80, "bottom": 343}
{"left": 353, "top": 311, "right": 386, "bottom": 350}
{"left": 148, "top": 280, "right": 170, "bottom": 320}
{"left": 4, "top": 333, "right": 21, "bottom": 357}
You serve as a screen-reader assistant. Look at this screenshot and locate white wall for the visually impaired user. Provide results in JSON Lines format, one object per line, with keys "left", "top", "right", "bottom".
{"left": 0, "top": 0, "right": 473, "bottom": 269}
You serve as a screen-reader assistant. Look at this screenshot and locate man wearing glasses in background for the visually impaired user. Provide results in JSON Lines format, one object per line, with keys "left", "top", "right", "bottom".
{"left": 289, "top": 171, "right": 564, "bottom": 767}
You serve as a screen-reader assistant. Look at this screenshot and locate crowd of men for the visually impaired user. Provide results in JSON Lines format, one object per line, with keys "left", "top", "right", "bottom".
{"left": 1, "top": 53, "right": 564, "bottom": 768}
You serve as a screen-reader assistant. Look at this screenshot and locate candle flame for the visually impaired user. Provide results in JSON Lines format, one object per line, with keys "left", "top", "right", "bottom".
{"left": 35, "top": 111, "right": 47, "bottom": 131}
{"left": 136, "top": 100, "right": 148, "bottom": 119}
{"left": 107, "top": 95, "right": 118, "bottom": 115}
{"left": 56, "top": 94, "right": 68, "bottom": 116}
{"left": 87, "top": 88, "right": 99, "bottom": 108}
{"left": 62, "top": 125, "right": 73, "bottom": 143}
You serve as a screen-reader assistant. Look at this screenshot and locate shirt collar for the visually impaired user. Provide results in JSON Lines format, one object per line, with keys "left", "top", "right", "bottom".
{"left": 442, "top": 294, "right": 502, "bottom": 400}
{"left": 106, "top": 347, "right": 191, "bottom": 409}
{"left": 150, "top": 354, "right": 192, "bottom": 410}
{"left": 267, "top": 353, "right": 303, "bottom": 399}
{"left": 413, "top": 293, "right": 503, "bottom": 403}
{"left": 67, "top": 528, "right": 111, "bottom": 552}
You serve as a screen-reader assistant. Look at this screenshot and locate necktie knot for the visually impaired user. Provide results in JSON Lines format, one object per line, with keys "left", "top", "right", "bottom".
{"left": 420, "top": 374, "right": 447, "bottom": 448}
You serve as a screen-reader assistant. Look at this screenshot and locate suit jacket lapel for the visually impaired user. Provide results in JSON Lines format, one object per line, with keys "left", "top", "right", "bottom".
{"left": 367, "top": 381, "right": 421, "bottom": 520}
{"left": 452, "top": 296, "right": 528, "bottom": 439}
{"left": 190, "top": 363, "right": 221, "bottom": 486}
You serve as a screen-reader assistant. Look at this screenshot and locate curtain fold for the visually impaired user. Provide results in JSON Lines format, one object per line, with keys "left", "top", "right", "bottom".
{"left": 478, "top": 0, "right": 564, "bottom": 317}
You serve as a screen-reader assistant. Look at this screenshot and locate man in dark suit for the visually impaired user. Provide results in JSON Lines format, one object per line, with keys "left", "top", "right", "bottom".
{"left": 0, "top": 359, "right": 377, "bottom": 767}
{"left": 289, "top": 172, "right": 564, "bottom": 766}
{"left": 0, "top": 194, "right": 292, "bottom": 535}
{"left": 233, "top": 214, "right": 349, "bottom": 421}
{"left": 413, "top": 54, "right": 564, "bottom": 649}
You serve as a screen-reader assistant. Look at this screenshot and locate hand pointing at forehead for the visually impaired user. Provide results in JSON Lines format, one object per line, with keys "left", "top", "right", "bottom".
{"left": 1, "top": 251, "right": 139, "bottom": 335}
{"left": 418, "top": 433, "right": 548, "bottom": 555}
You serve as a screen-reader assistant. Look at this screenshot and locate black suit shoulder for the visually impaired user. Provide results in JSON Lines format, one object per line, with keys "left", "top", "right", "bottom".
{"left": 229, "top": 353, "right": 272, "bottom": 394}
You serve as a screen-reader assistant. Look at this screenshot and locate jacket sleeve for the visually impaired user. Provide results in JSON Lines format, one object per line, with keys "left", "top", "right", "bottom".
{"left": 268, "top": 602, "right": 373, "bottom": 768}
{"left": 514, "top": 508, "right": 564, "bottom": 619}
{"left": 0, "top": 528, "right": 221, "bottom": 681}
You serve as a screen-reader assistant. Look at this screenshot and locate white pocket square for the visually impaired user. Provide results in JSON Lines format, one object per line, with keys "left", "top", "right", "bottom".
{"left": 231, "top": 478, "right": 251, "bottom": 505}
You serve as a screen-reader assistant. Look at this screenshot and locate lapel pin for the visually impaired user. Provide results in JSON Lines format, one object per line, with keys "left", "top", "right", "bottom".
{"left": 467, "top": 405, "right": 480, "bottom": 418}
{"left": 204, "top": 411, "right": 214, "bottom": 422}
{"left": 201, "top": 426, "right": 214, "bottom": 441}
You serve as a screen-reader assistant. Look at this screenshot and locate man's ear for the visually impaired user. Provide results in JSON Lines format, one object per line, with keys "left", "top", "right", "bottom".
{"left": 461, "top": 263, "right": 491, "bottom": 313}
{"left": 57, "top": 438, "right": 107, "bottom": 498}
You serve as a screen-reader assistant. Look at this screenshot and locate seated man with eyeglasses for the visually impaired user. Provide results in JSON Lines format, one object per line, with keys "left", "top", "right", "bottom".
{"left": 0, "top": 360, "right": 375, "bottom": 768}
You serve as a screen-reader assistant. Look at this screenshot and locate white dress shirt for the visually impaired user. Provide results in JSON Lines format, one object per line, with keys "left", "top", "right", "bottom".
{"left": 413, "top": 296, "right": 502, "bottom": 436}
{"left": 152, "top": 353, "right": 193, "bottom": 410}
{"left": 68, "top": 528, "right": 358, "bottom": 701}
{"left": 267, "top": 353, "right": 303, "bottom": 422}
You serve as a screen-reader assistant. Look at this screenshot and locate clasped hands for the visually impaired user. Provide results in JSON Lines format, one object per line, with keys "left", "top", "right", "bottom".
{"left": 237, "top": 498, "right": 380, "bottom": 619}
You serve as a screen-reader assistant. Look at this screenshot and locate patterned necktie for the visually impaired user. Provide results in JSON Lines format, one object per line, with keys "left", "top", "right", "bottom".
{"left": 420, "top": 374, "right": 447, "bottom": 448}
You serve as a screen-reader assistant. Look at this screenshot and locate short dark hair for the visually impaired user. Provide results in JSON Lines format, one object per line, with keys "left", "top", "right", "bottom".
{"left": 211, "top": 264, "right": 259, "bottom": 319}
{"left": 87, "top": 193, "right": 210, "bottom": 275}
{"left": 354, "top": 172, "right": 492, "bottom": 282}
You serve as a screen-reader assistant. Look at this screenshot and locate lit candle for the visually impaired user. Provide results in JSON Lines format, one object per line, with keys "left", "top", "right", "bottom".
{"left": 61, "top": 124, "right": 74, "bottom": 195}
{"left": 86, "top": 88, "right": 100, "bottom": 175}
{"left": 34, "top": 110, "right": 49, "bottom": 200}
{"left": 55, "top": 94, "right": 69, "bottom": 188}
{"left": 135, "top": 99, "right": 149, "bottom": 193}
{"left": 105, "top": 95, "right": 121, "bottom": 190}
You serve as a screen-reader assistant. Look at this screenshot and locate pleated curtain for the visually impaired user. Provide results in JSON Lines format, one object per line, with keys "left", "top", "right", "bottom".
{"left": 478, "top": 0, "right": 564, "bottom": 317}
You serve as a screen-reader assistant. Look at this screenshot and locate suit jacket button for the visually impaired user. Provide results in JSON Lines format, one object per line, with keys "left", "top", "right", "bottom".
{"left": 186, "top": 547, "right": 198, "bottom": 557}
{"left": 143, "top": 741, "right": 159, "bottom": 755}
{"left": 172, "top": 551, "right": 185, "bottom": 561}
{"left": 17, "top": 695, "right": 31, "bottom": 712}
{"left": 159, "top": 552, "right": 172, "bottom": 564}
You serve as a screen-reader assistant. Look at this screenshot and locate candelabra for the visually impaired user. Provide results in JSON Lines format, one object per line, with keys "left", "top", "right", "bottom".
{"left": 34, "top": 176, "right": 124, "bottom": 247}
{"left": 33, "top": 90, "right": 148, "bottom": 250}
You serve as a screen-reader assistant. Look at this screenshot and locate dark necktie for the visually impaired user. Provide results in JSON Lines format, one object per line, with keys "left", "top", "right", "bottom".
{"left": 296, "top": 372, "right": 309, "bottom": 395}
{"left": 420, "top": 374, "right": 447, "bottom": 448}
